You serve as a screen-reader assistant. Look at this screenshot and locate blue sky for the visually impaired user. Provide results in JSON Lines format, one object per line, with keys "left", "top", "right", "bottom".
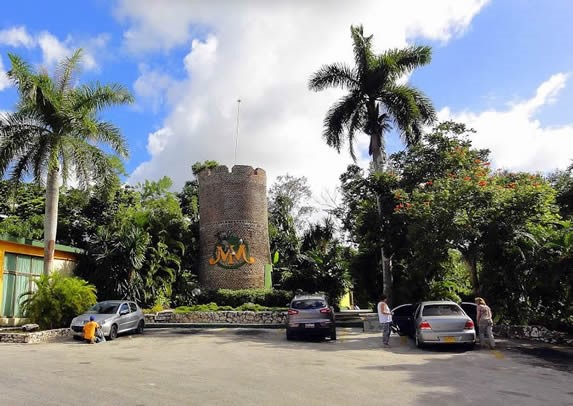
{"left": 1, "top": 0, "right": 572, "bottom": 206}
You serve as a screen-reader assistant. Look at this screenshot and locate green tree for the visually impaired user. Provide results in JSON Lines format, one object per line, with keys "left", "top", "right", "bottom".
{"left": 0, "top": 49, "right": 133, "bottom": 275}
{"left": 0, "top": 180, "right": 45, "bottom": 239}
{"left": 309, "top": 25, "right": 436, "bottom": 303}
{"left": 391, "top": 123, "right": 562, "bottom": 305}
{"left": 548, "top": 164, "right": 573, "bottom": 219}
{"left": 280, "top": 218, "right": 351, "bottom": 305}
{"left": 267, "top": 175, "right": 312, "bottom": 285}
{"left": 334, "top": 165, "right": 381, "bottom": 305}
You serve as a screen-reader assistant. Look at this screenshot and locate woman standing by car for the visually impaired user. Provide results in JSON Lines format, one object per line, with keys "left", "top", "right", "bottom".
{"left": 475, "top": 297, "right": 495, "bottom": 349}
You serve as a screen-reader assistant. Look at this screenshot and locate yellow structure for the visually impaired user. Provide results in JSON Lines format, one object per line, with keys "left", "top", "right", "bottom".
{"left": 339, "top": 291, "right": 352, "bottom": 310}
{"left": 0, "top": 235, "right": 81, "bottom": 326}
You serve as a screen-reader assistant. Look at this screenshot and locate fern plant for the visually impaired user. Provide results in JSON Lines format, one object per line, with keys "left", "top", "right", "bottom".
{"left": 20, "top": 272, "right": 97, "bottom": 330}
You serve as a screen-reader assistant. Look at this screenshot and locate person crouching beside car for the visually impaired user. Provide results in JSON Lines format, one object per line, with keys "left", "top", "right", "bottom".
{"left": 83, "top": 315, "right": 104, "bottom": 344}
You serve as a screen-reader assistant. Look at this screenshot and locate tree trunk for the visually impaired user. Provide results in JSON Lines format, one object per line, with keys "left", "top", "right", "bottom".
{"left": 43, "top": 169, "right": 60, "bottom": 275}
{"left": 461, "top": 248, "right": 479, "bottom": 297}
{"left": 371, "top": 132, "right": 393, "bottom": 305}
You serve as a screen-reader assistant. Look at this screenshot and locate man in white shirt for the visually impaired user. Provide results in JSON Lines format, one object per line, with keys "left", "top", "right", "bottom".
{"left": 377, "top": 295, "right": 392, "bottom": 347}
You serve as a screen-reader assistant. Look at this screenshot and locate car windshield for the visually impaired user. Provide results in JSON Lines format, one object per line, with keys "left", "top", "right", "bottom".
{"left": 422, "top": 304, "right": 463, "bottom": 316}
{"left": 291, "top": 299, "right": 327, "bottom": 310}
{"left": 87, "top": 303, "right": 120, "bottom": 314}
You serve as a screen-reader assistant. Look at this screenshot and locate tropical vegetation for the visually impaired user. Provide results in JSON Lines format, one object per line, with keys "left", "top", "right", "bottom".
{"left": 309, "top": 25, "right": 437, "bottom": 304}
{"left": 0, "top": 49, "right": 133, "bottom": 275}
{"left": 20, "top": 272, "right": 97, "bottom": 330}
{"left": 1, "top": 35, "right": 571, "bottom": 333}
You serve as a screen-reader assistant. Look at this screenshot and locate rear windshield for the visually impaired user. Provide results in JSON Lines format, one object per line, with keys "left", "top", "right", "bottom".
{"left": 422, "top": 304, "right": 463, "bottom": 316}
{"left": 291, "top": 299, "right": 327, "bottom": 310}
{"left": 88, "top": 303, "right": 120, "bottom": 314}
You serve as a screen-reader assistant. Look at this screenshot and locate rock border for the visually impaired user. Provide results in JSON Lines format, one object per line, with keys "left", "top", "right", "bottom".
{"left": 146, "top": 310, "right": 287, "bottom": 325}
{"left": 0, "top": 328, "right": 71, "bottom": 344}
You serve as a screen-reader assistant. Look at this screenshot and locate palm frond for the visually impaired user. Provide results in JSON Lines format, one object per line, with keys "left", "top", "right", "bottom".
{"left": 322, "top": 91, "right": 364, "bottom": 155}
{"left": 6, "top": 53, "right": 37, "bottom": 101}
{"left": 346, "top": 108, "right": 366, "bottom": 161}
{"left": 380, "top": 84, "right": 436, "bottom": 146}
{"left": 60, "top": 136, "right": 121, "bottom": 190}
{"left": 71, "top": 83, "right": 134, "bottom": 113}
{"left": 350, "top": 25, "right": 374, "bottom": 80}
{"left": 308, "top": 63, "right": 357, "bottom": 91}
{"left": 377, "top": 45, "right": 432, "bottom": 79}
{"left": 91, "top": 120, "right": 129, "bottom": 157}
{"left": 409, "top": 87, "right": 437, "bottom": 125}
{"left": 0, "top": 112, "right": 46, "bottom": 177}
{"left": 55, "top": 48, "right": 83, "bottom": 92}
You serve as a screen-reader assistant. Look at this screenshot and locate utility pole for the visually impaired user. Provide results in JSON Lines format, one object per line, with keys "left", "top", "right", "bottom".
{"left": 234, "top": 99, "right": 241, "bottom": 166}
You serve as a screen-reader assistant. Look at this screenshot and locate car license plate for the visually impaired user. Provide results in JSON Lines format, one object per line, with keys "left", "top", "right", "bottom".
{"left": 443, "top": 336, "right": 456, "bottom": 343}
{"left": 305, "top": 323, "right": 315, "bottom": 328}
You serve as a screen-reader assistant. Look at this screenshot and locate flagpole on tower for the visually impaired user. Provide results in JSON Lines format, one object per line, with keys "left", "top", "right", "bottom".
{"left": 234, "top": 99, "right": 241, "bottom": 166}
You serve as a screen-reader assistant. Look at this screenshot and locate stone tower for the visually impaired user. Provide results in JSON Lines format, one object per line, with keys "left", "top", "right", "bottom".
{"left": 198, "top": 165, "right": 271, "bottom": 289}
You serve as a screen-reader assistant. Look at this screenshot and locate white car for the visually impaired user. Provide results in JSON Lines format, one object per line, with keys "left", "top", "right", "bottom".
{"left": 70, "top": 300, "right": 145, "bottom": 340}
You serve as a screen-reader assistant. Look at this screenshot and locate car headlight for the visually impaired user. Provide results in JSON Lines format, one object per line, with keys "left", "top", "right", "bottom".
{"left": 100, "top": 319, "right": 110, "bottom": 325}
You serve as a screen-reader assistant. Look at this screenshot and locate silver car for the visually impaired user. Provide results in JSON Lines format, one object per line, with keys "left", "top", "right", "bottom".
{"left": 70, "top": 300, "right": 145, "bottom": 340}
{"left": 413, "top": 301, "right": 476, "bottom": 348}
{"left": 286, "top": 294, "right": 336, "bottom": 341}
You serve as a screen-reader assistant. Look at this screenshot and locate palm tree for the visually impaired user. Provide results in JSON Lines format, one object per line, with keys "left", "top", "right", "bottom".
{"left": 309, "top": 25, "right": 437, "bottom": 303}
{"left": 0, "top": 49, "right": 134, "bottom": 275}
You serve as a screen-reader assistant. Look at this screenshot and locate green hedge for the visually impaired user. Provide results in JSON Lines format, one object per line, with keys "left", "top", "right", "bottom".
{"left": 173, "top": 302, "right": 286, "bottom": 313}
{"left": 197, "top": 288, "right": 293, "bottom": 308}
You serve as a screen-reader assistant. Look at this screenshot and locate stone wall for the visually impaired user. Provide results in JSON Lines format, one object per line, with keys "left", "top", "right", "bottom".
{"left": 146, "top": 311, "right": 286, "bottom": 325}
{"left": 494, "top": 324, "right": 573, "bottom": 346}
{"left": 198, "top": 165, "right": 271, "bottom": 289}
{"left": 0, "top": 328, "right": 71, "bottom": 343}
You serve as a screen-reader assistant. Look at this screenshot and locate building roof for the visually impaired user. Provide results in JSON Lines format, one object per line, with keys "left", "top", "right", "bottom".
{"left": 0, "top": 234, "right": 83, "bottom": 254}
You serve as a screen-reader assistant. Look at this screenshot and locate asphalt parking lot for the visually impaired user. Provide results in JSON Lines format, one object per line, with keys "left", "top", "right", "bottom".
{"left": 1, "top": 328, "right": 571, "bottom": 406}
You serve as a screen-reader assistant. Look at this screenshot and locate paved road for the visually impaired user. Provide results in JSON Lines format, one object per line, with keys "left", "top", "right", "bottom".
{"left": 1, "top": 328, "right": 571, "bottom": 406}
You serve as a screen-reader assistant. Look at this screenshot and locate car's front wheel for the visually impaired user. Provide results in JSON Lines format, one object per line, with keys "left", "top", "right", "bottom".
{"left": 108, "top": 324, "right": 118, "bottom": 340}
{"left": 136, "top": 320, "right": 144, "bottom": 334}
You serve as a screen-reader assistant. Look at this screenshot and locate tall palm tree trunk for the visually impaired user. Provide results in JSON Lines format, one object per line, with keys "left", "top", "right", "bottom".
{"left": 43, "top": 169, "right": 59, "bottom": 275}
{"left": 371, "top": 132, "right": 393, "bottom": 305}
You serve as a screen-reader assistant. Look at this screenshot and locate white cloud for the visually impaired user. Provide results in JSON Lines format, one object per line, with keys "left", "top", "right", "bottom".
{"left": 439, "top": 73, "right": 573, "bottom": 173}
{"left": 0, "top": 26, "right": 35, "bottom": 48}
{"left": 147, "top": 127, "right": 174, "bottom": 155}
{"left": 37, "top": 32, "right": 72, "bottom": 68}
{"left": 119, "top": 0, "right": 490, "bottom": 208}
{"left": 0, "top": 55, "right": 10, "bottom": 91}
{"left": 133, "top": 64, "right": 177, "bottom": 112}
{"left": 37, "top": 32, "right": 101, "bottom": 71}
{"left": 183, "top": 35, "right": 218, "bottom": 78}
{"left": 0, "top": 26, "right": 103, "bottom": 71}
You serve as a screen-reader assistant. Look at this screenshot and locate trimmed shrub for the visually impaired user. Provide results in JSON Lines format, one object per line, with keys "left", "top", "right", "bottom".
{"left": 173, "top": 302, "right": 286, "bottom": 313}
{"left": 197, "top": 289, "right": 293, "bottom": 308}
{"left": 174, "top": 303, "right": 233, "bottom": 313}
{"left": 20, "top": 272, "right": 97, "bottom": 330}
